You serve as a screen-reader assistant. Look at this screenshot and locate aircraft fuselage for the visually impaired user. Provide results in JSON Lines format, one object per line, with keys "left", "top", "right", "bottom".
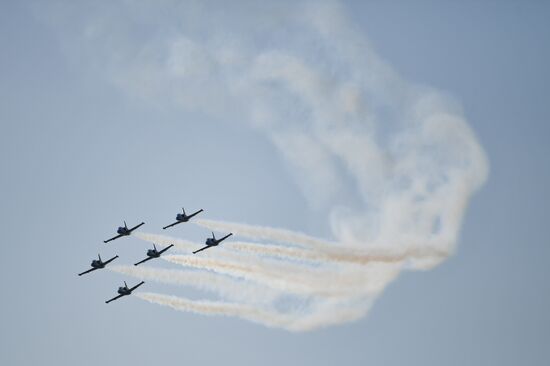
{"left": 118, "top": 287, "right": 131, "bottom": 295}
{"left": 117, "top": 227, "right": 130, "bottom": 235}
{"left": 175, "top": 213, "right": 190, "bottom": 222}
{"left": 146, "top": 249, "right": 160, "bottom": 258}
{"left": 205, "top": 233, "right": 232, "bottom": 246}
{"left": 91, "top": 260, "right": 105, "bottom": 269}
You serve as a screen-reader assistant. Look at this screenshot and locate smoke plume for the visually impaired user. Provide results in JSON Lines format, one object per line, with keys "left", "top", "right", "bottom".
{"left": 41, "top": 0, "right": 489, "bottom": 330}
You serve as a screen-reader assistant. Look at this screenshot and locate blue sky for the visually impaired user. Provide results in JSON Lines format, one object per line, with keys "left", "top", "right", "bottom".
{"left": 0, "top": 1, "right": 549, "bottom": 365}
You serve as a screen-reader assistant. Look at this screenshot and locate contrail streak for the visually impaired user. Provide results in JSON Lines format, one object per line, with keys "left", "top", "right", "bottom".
{"left": 136, "top": 292, "right": 298, "bottom": 329}
{"left": 136, "top": 232, "right": 269, "bottom": 263}
{"left": 109, "top": 265, "right": 281, "bottom": 303}
{"left": 194, "top": 219, "right": 336, "bottom": 250}
{"left": 226, "top": 240, "right": 449, "bottom": 267}
{"left": 136, "top": 292, "right": 373, "bottom": 331}
{"left": 194, "top": 220, "right": 449, "bottom": 270}
{"left": 138, "top": 230, "right": 448, "bottom": 270}
{"left": 163, "top": 254, "right": 320, "bottom": 295}
{"left": 163, "top": 254, "right": 402, "bottom": 297}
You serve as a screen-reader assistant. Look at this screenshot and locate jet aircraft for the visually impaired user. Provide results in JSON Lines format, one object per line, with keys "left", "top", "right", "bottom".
{"left": 78, "top": 254, "right": 119, "bottom": 276}
{"left": 134, "top": 244, "right": 175, "bottom": 266}
{"left": 162, "top": 207, "right": 203, "bottom": 229}
{"left": 193, "top": 231, "right": 233, "bottom": 254}
{"left": 105, "top": 281, "right": 145, "bottom": 304}
{"left": 104, "top": 221, "right": 145, "bottom": 243}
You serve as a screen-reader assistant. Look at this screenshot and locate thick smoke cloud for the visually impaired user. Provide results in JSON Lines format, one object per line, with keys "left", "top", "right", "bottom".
{"left": 40, "top": 0, "right": 488, "bottom": 330}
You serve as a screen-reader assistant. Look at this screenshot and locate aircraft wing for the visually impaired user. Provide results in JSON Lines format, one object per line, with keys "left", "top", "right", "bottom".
{"left": 134, "top": 256, "right": 154, "bottom": 266}
{"left": 187, "top": 209, "right": 204, "bottom": 219}
{"left": 129, "top": 281, "right": 145, "bottom": 292}
{"left": 105, "top": 294, "right": 125, "bottom": 304}
{"left": 162, "top": 221, "right": 181, "bottom": 230}
{"left": 158, "top": 244, "right": 174, "bottom": 255}
{"left": 103, "top": 234, "right": 123, "bottom": 243}
{"left": 78, "top": 267, "right": 98, "bottom": 276}
{"left": 193, "top": 245, "right": 211, "bottom": 254}
{"left": 218, "top": 233, "right": 233, "bottom": 243}
{"left": 128, "top": 222, "right": 145, "bottom": 232}
{"left": 104, "top": 255, "right": 119, "bottom": 265}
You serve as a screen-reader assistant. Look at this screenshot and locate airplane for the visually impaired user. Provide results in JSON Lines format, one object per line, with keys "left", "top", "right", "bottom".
{"left": 162, "top": 207, "right": 204, "bottom": 229}
{"left": 103, "top": 221, "right": 145, "bottom": 243}
{"left": 78, "top": 254, "right": 119, "bottom": 276}
{"left": 193, "top": 231, "right": 233, "bottom": 254}
{"left": 134, "top": 243, "right": 175, "bottom": 266}
{"left": 105, "top": 281, "right": 145, "bottom": 304}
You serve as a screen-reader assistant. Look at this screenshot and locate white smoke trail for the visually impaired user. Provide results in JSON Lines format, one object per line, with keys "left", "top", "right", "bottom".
{"left": 136, "top": 292, "right": 374, "bottom": 331}
{"left": 109, "top": 265, "right": 281, "bottom": 303}
{"left": 227, "top": 240, "right": 330, "bottom": 263}
{"left": 163, "top": 254, "right": 402, "bottom": 297}
{"left": 138, "top": 228, "right": 448, "bottom": 270}
{"left": 195, "top": 220, "right": 450, "bottom": 270}
{"left": 226, "top": 240, "right": 449, "bottom": 270}
{"left": 163, "top": 254, "right": 326, "bottom": 296}
{"left": 137, "top": 292, "right": 298, "bottom": 330}
{"left": 136, "top": 231, "right": 402, "bottom": 294}
{"left": 194, "top": 219, "right": 336, "bottom": 250}
{"left": 135, "top": 232, "right": 290, "bottom": 264}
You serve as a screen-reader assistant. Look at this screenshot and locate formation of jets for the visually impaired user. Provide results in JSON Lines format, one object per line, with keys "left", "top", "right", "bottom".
{"left": 79, "top": 207, "right": 233, "bottom": 304}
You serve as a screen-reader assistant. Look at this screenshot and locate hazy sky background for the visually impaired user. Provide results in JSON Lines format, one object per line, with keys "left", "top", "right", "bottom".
{"left": 1, "top": 1, "right": 549, "bottom": 365}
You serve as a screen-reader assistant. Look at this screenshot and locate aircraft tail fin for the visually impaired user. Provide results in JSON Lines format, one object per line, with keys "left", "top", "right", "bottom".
{"left": 98, "top": 254, "right": 102, "bottom": 262}
{"left": 153, "top": 243, "right": 157, "bottom": 251}
{"left": 212, "top": 231, "right": 216, "bottom": 240}
{"left": 124, "top": 281, "right": 128, "bottom": 288}
{"left": 124, "top": 220, "right": 128, "bottom": 229}
{"left": 182, "top": 207, "right": 186, "bottom": 215}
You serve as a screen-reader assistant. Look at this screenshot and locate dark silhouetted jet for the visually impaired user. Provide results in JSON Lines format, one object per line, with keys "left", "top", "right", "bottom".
{"left": 193, "top": 232, "right": 233, "bottom": 254}
{"left": 105, "top": 281, "right": 145, "bottom": 304}
{"left": 104, "top": 221, "right": 145, "bottom": 243}
{"left": 162, "top": 207, "right": 203, "bottom": 229}
{"left": 134, "top": 244, "right": 174, "bottom": 266}
{"left": 78, "top": 254, "right": 119, "bottom": 276}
